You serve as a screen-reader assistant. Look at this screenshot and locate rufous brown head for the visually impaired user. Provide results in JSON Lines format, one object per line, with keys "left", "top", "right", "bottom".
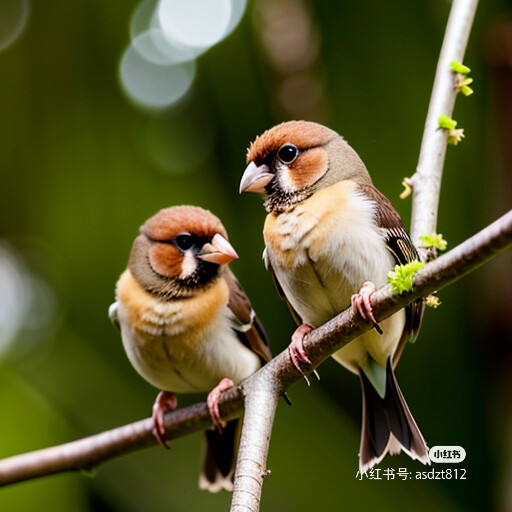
{"left": 129, "top": 206, "right": 238, "bottom": 297}
{"left": 240, "top": 121, "right": 371, "bottom": 212}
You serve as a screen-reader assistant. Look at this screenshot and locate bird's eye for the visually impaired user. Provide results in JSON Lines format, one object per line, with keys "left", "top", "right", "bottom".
{"left": 277, "top": 144, "right": 298, "bottom": 164}
{"left": 175, "top": 233, "right": 195, "bottom": 251}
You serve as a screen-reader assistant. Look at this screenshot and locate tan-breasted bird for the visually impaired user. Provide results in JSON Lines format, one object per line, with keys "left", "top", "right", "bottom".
{"left": 239, "top": 120, "right": 429, "bottom": 472}
{"left": 109, "top": 205, "right": 271, "bottom": 491}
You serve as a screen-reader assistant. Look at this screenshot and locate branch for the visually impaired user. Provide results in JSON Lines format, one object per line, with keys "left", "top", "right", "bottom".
{"left": 230, "top": 373, "right": 279, "bottom": 511}
{"left": 0, "top": 2, "right": 485, "bottom": 506}
{"left": 410, "top": 0, "right": 479, "bottom": 246}
{"left": 0, "top": 393, "right": 243, "bottom": 486}
{"left": 1, "top": 208, "right": 511, "bottom": 490}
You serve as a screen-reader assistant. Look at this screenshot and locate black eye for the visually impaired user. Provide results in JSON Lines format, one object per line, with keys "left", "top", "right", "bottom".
{"left": 277, "top": 144, "right": 298, "bottom": 164}
{"left": 175, "top": 233, "right": 195, "bottom": 251}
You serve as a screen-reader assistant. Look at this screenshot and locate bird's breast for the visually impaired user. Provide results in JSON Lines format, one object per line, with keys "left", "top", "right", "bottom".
{"left": 115, "top": 270, "right": 261, "bottom": 393}
{"left": 115, "top": 269, "right": 228, "bottom": 347}
{"left": 264, "top": 180, "right": 406, "bottom": 375}
{"left": 264, "top": 180, "right": 394, "bottom": 326}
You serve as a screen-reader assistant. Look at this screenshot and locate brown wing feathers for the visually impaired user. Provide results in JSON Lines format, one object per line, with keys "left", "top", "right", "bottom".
{"left": 357, "top": 183, "right": 425, "bottom": 353}
{"left": 223, "top": 268, "right": 272, "bottom": 363}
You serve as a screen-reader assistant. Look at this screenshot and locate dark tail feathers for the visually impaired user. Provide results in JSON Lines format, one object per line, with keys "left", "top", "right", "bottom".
{"left": 199, "top": 418, "right": 240, "bottom": 492}
{"left": 359, "top": 357, "right": 430, "bottom": 473}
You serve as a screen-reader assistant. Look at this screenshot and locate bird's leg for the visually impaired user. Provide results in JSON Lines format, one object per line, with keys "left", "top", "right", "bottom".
{"left": 289, "top": 323, "right": 314, "bottom": 372}
{"left": 152, "top": 390, "right": 178, "bottom": 449}
{"left": 287, "top": 323, "right": 322, "bottom": 386}
{"left": 351, "top": 281, "right": 383, "bottom": 334}
{"left": 207, "top": 377, "right": 234, "bottom": 433}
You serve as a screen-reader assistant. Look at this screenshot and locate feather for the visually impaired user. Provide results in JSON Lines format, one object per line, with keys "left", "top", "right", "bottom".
{"left": 108, "top": 301, "right": 120, "bottom": 331}
{"left": 357, "top": 183, "right": 425, "bottom": 357}
{"left": 359, "top": 358, "right": 430, "bottom": 473}
{"left": 223, "top": 267, "right": 272, "bottom": 363}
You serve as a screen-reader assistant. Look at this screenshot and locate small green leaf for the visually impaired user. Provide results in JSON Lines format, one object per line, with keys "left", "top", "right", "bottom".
{"left": 454, "top": 75, "right": 474, "bottom": 96}
{"left": 451, "top": 62, "right": 474, "bottom": 97}
{"left": 438, "top": 116, "right": 465, "bottom": 145}
{"left": 450, "top": 60, "right": 471, "bottom": 75}
{"left": 460, "top": 85, "right": 473, "bottom": 96}
{"left": 438, "top": 115, "right": 457, "bottom": 130}
{"left": 387, "top": 261, "right": 426, "bottom": 295}
{"left": 459, "top": 77, "right": 474, "bottom": 96}
{"left": 419, "top": 233, "right": 448, "bottom": 251}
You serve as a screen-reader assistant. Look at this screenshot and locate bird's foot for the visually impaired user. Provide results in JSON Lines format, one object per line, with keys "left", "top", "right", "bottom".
{"left": 152, "top": 390, "right": 178, "bottom": 449}
{"left": 351, "top": 281, "right": 383, "bottom": 334}
{"left": 289, "top": 323, "right": 320, "bottom": 385}
{"left": 207, "top": 377, "right": 234, "bottom": 433}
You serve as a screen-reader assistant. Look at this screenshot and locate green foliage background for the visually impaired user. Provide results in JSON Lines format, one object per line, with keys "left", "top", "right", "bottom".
{"left": 1, "top": 1, "right": 511, "bottom": 511}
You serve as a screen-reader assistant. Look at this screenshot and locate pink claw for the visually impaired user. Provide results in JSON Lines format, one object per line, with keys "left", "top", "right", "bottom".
{"left": 152, "top": 390, "right": 178, "bottom": 449}
{"left": 289, "top": 323, "right": 314, "bottom": 373}
{"left": 207, "top": 377, "right": 234, "bottom": 433}
{"left": 351, "top": 281, "right": 383, "bottom": 334}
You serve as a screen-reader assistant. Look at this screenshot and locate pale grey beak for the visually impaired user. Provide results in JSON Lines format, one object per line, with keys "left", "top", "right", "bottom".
{"left": 198, "top": 233, "right": 239, "bottom": 265}
{"left": 239, "top": 162, "right": 273, "bottom": 194}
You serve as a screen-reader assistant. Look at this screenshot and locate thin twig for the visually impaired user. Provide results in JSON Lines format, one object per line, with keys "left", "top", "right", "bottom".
{"left": 410, "top": 0, "right": 479, "bottom": 247}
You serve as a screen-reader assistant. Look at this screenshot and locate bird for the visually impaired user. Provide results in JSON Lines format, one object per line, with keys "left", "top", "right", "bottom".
{"left": 239, "top": 120, "right": 429, "bottom": 473}
{"left": 109, "top": 205, "right": 271, "bottom": 492}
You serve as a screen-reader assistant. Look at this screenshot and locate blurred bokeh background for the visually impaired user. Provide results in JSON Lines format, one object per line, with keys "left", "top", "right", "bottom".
{"left": 1, "top": 0, "right": 511, "bottom": 510}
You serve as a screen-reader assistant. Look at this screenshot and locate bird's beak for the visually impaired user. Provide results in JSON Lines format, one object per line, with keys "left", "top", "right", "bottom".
{"left": 199, "top": 233, "right": 239, "bottom": 265}
{"left": 239, "top": 162, "right": 273, "bottom": 194}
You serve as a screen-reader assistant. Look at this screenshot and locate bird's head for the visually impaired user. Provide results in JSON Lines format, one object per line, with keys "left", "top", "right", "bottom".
{"left": 129, "top": 206, "right": 238, "bottom": 297}
{"left": 240, "top": 120, "right": 371, "bottom": 212}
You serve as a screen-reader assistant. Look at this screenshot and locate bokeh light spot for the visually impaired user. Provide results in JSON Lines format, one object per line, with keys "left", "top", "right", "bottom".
{"left": 120, "top": 44, "right": 195, "bottom": 109}
{"left": 132, "top": 29, "right": 195, "bottom": 65}
{"left": 158, "top": 0, "right": 232, "bottom": 50}
{"left": 130, "top": 0, "right": 158, "bottom": 41}
{"left": 0, "top": 0, "right": 30, "bottom": 53}
{"left": 122, "top": 0, "right": 248, "bottom": 111}
{"left": 0, "top": 243, "right": 56, "bottom": 360}
{"left": 223, "top": 0, "right": 248, "bottom": 40}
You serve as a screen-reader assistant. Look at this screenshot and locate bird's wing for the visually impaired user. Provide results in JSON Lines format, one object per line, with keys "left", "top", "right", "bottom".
{"left": 108, "top": 301, "right": 121, "bottom": 331}
{"left": 223, "top": 267, "right": 272, "bottom": 364}
{"left": 358, "top": 183, "right": 425, "bottom": 362}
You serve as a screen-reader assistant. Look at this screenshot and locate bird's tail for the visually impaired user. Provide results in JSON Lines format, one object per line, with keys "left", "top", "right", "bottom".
{"left": 199, "top": 418, "right": 240, "bottom": 492}
{"left": 359, "top": 357, "right": 430, "bottom": 474}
